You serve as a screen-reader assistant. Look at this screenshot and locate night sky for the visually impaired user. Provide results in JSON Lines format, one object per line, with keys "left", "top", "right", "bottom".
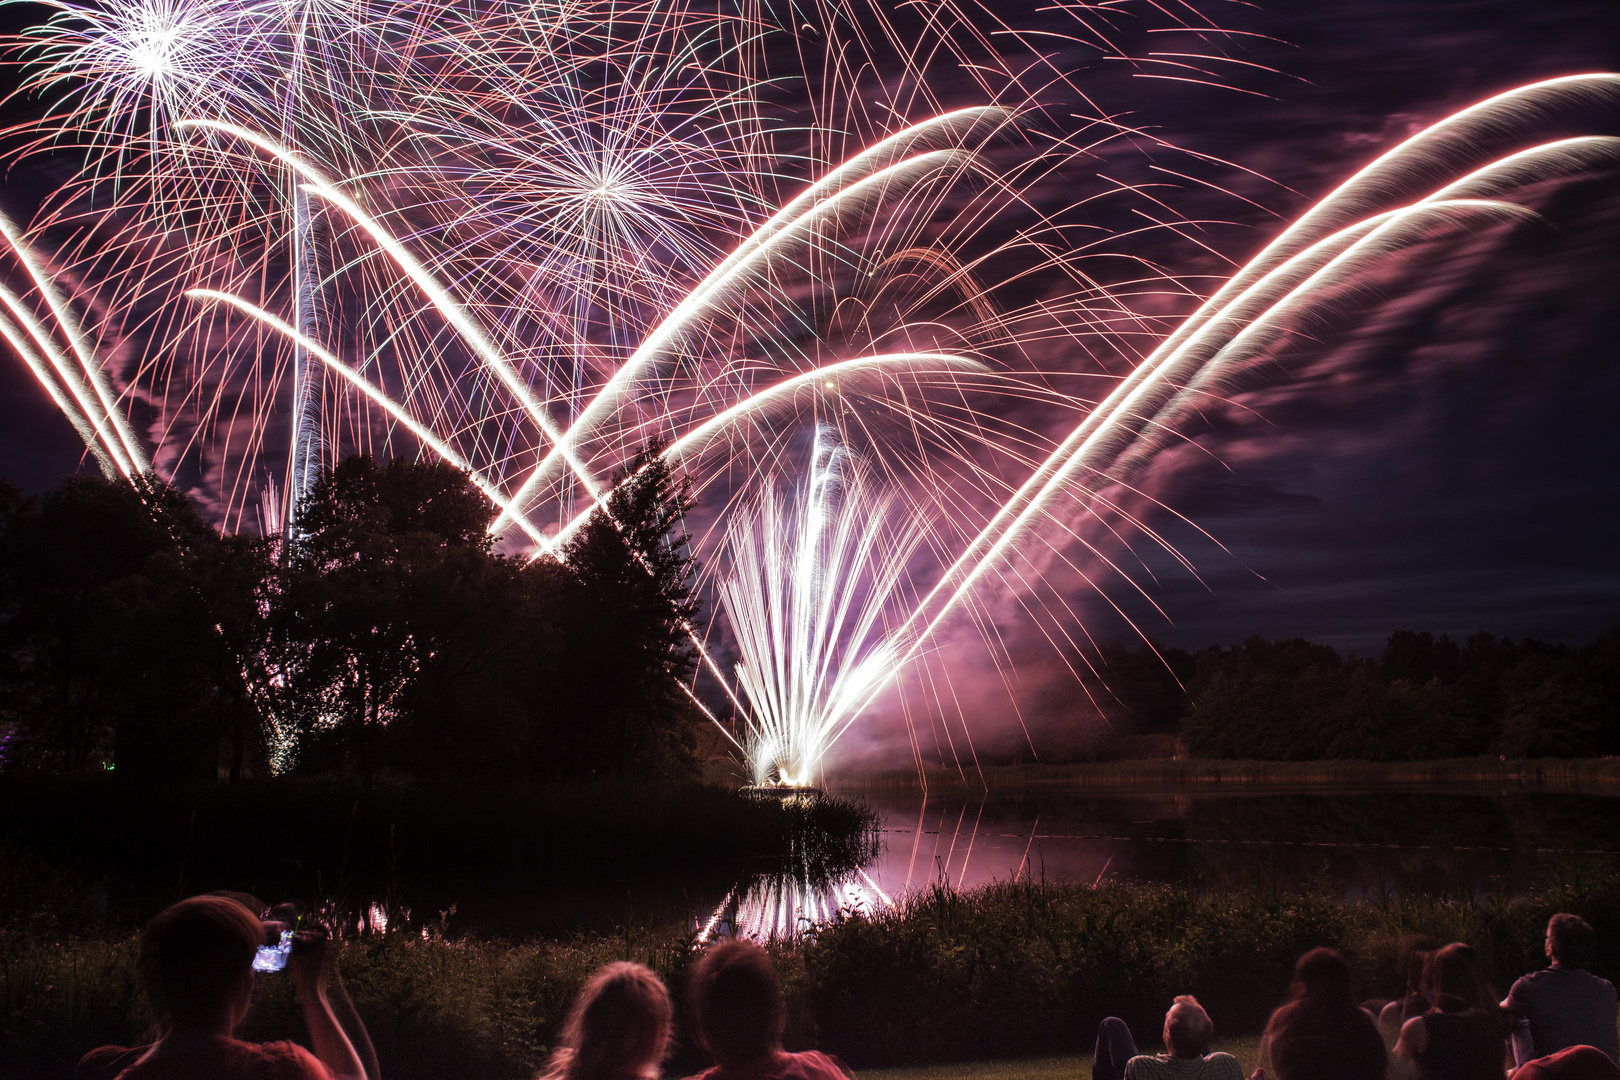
{"left": 0, "top": 0, "right": 1615, "bottom": 669}
{"left": 1060, "top": 0, "right": 1620, "bottom": 659}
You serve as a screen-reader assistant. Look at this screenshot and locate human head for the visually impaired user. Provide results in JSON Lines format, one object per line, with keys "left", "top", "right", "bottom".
{"left": 556, "top": 963, "right": 672, "bottom": 1080}
{"left": 690, "top": 940, "right": 784, "bottom": 1064}
{"left": 1397, "top": 934, "right": 1440, "bottom": 995}
{"left": 1290, "top": 947, "right": 1355, "bottom": 1008}
{"left": 1421, "top": 942, "right": 1493, "bottom": 1009}
{"left": 1163, "top": 995, "right": 1213, "bottom": 1058}
{"left": 1546, "top": 914, "right": 1596, "bottom": 969}
{"left": 141, "top": 895, "right": 264, "bottom": 1031}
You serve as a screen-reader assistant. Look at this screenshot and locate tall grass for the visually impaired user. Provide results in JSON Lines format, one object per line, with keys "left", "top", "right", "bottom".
{"left": 8, "top": 871, "right": 1619, "bottom": 1078}
{"left": 796, "top": 867, "right": 1620, "bottom": 1065}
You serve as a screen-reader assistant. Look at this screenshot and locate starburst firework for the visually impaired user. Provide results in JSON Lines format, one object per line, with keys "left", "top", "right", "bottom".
{"left": 1, "top": 0, "right": 1616, "bottom": 780}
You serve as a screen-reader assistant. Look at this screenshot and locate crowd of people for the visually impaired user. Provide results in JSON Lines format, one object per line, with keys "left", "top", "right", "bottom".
{"left": 75, "top": 897, "right": 1620, "bottom": 1080}
{"left": 1093, "top": 917, "right": 1618, "bottom": 1080}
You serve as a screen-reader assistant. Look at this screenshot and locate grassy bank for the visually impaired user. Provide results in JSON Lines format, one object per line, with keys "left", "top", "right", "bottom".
{"left": 840, "top": 757, "right": 1620, "bottom": 792}
{"left": 861, "top": 1038, "right": 1266, "bottom": 1080}
{"left": 8, "top": 872, "right": 1619, "bottom": 1079}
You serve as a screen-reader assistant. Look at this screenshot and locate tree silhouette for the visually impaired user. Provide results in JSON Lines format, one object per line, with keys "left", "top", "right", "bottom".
{"left": 275, "top": 455, "right": 496, "bottom": 780}
{"left": 544, "top": 440, "right": 702, "bottom": 776}
{"left": 0, "top": 474, "right": 268, "bottom": 779}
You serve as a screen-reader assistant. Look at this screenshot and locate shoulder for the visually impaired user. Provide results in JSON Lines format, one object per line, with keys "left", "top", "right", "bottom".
{"left": 1507, "top": 971, "right": 1545, "bottom": 1001}
{"left": 1121, "top": 1055, "right": 1153, "bottom": 1080}
{"left": 1397, "top": 1014, "right": 1429, "bottom": 1057}
{"left": 783, "top": 1051, "right": 855, "bottom": 1080}
{"left": 242, "top": 1041, "right": 333, "bottom": 1080}
{"left": 1203, "top": 1051, "right": 1245, "bottom": 1079}
{"left": 1267, "top": 1001, "right": 1305, "bottom": 1030}
{"left": 77, "top": 1044, "right": 145, "bottom": 1080}
{"left": 1123, "top": 1054, "right": 1175, "bottom": 1080}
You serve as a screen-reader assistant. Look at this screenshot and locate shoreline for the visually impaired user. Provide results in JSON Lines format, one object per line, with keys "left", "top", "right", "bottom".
{"left": 827, "top": 756, "right": 1620, "bottom": 794}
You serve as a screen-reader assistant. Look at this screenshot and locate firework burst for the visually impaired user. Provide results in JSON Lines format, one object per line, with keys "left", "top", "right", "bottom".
{"left": 0, "top": 0, "right": 1615, "bottom": 780}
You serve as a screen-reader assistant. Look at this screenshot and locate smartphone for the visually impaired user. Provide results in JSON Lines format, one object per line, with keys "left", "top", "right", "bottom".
{"left": 253, "top": 929, "right": 293, "bottom": 973}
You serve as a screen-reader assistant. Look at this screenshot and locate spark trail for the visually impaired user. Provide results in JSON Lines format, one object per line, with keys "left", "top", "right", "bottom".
{"left": 0, "top": 0, "right": 1614, "bottom": 782}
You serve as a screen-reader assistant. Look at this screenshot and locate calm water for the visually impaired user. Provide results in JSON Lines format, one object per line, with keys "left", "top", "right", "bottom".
{"left": 704, "top": 782, "right": 1620, "bottom": 939}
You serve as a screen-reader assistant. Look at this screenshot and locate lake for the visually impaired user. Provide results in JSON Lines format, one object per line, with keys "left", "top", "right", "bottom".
{"left": 703, "top": 780, "right": 1620, "bottom": 939}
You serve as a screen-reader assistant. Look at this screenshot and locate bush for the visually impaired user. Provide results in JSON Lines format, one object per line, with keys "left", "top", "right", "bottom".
{"left": 11, "top": 872, "right": 1620, "bottom": 1077}
{"left": 795, "top": 880, "right": 1345, "bottom": 1064}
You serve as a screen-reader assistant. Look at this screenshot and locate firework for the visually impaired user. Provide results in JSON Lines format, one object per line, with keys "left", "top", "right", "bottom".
{"left": 720, "top": 428, "right": 928, "bottom": 787}
{"left": 0, "top": 0, "right": 1615, "bottom": 782}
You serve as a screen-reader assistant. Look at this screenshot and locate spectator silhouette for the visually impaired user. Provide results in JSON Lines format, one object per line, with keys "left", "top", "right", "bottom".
{"left": 1093, "top": 995, "right": 1244, "bottom": 1080}
{"left": 685, "top": 940, "right": 851, "bottom": 1080}
{"left": 1261, "top": 947, "right": 1387, "bottom": 1080}
{"left": 1513, "top": 1047, "right": 1620, "bottom": 1080}
{"left": 1381, "top": 936, "right": 1443, "bottom": 1050}
{"left": 543, "top": 962, "right": 672, "bottom": 1080}
{"left": 1393, "top": 943, "right": 1510, "bottom": 1080}
{"left": 78, "top": 895, "right": 369, "bottom": 1080}
{"left": 1502, "top": 914, "right": 1618, "bottom": 1066}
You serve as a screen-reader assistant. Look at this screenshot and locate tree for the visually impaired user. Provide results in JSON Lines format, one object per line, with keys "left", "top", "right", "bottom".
{"left": 537, "top": 440, "right": 703, "bottom": 776}
{"left": 273, "top": 454, "right": 497, "bottom": 780}
{"left": 384, "top": 544, "right": 561, "bottom": 778}
{"left": 0, "top": 474, "right": 269, "bottom": 780}
{"left": 1381, "top": 630, "right": 1462, "bottom": 684}
{"left": 1181, "top": 636, "right": 1348, "bottom": 759}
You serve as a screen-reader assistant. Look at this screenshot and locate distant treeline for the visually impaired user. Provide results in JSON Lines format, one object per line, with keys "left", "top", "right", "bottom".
{"left": 0, "top": 447, "right": 703, "bottom": 783}
{"left": 5, "top": 456, "right": 1616, "bottom": 777}
{"left": 1072, "top": 627, "right": 1620, "bottom": 760}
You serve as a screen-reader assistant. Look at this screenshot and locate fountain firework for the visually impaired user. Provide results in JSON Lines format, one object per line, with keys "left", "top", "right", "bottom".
{"left": 720, "top": 428, "right": 926, "bottom": 787}
{"left": 0, "top": 0, "right": 1615, "bottom": 780}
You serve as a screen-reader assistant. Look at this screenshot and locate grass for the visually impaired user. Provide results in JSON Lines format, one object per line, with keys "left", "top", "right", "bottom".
{"left": 861, "top": 1038, "right": 1265, "bottom": 1080}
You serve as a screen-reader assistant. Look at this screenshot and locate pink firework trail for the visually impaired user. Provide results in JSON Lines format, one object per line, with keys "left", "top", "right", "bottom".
{"left": 0, "top": 0, "right": 1615, "bottom": 780}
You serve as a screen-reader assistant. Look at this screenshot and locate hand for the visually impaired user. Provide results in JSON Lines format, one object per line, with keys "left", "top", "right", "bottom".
{"left": 1249, "top": 1070, "right": 1265, "bottom": 1080}
{"left": 286, "top": 926, "right": 333, "bottom": 1000}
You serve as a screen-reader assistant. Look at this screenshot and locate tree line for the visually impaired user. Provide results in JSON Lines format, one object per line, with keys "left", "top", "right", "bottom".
{"left": 1071, "top": 627, "right": 1620, "bottom": 760}
{"left": 0, "top": 447, "right": 704, "bottom": 783}
{"left": 6, "top": 451, "right": 1616, "bottom": 778}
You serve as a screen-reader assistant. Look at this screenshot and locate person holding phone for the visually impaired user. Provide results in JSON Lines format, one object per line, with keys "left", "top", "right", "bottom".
{"left": 91, "top": 895, "right": 371, "bottom": 1080}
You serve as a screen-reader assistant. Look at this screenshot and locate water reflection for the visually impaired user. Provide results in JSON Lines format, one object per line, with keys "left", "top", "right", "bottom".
{"left": 703, "top": 782, "right": 1620, "bottom": 940}
{"left": 699, "top": 869, "right": 893, "bottom": 941}
{"left": 702, "top": 793, "right": 1035, "bottom": 940}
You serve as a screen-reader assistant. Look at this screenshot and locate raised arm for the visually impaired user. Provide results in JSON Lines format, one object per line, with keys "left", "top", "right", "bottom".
{"left": 288, "top": 931, "right": 368, "bottom": 1080}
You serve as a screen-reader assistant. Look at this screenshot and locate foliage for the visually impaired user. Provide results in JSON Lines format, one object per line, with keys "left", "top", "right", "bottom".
{"left": 1068, "top": 640, "right": 1197, "bottom": 737}
{"left": 1179, "top": 630, "right": 1620, "bottom": 761}
{"left": 0, "top": 475, "right": 270, "bottom": 780}
{"left": 546, "top": 440, "right": 702, "bottom": 776}
{"left": 272, "top": 454, "right": 510, "bottom": 778}
{"left": 0, "top": 446, "right": 705, "bottom": 782}
{"left": 797, "top": 870, "right": 1620, "bottom": 1066}
{"left": 8, "top": 872, "right": 1620, "bottom": 1077}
